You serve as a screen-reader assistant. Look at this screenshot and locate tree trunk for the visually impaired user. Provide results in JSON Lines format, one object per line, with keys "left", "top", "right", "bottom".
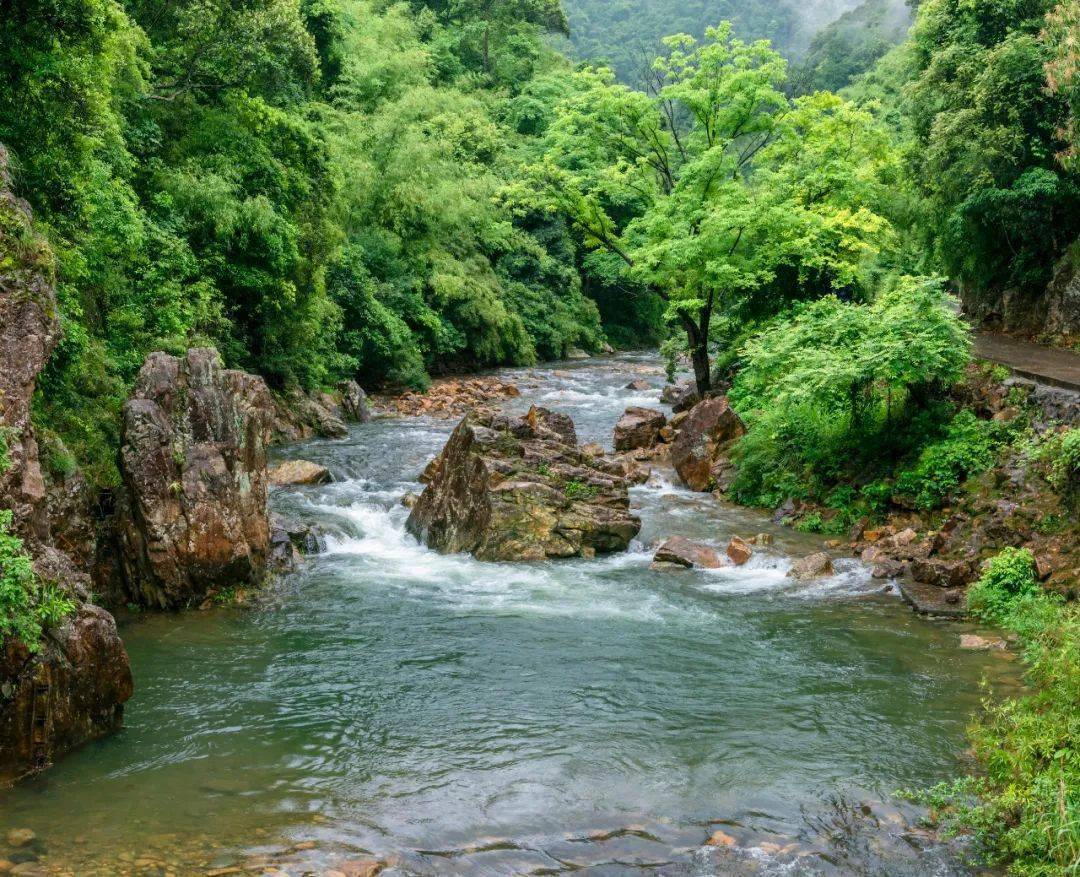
{"left": 680, "top": 314, "right": 712, "bottom": 396}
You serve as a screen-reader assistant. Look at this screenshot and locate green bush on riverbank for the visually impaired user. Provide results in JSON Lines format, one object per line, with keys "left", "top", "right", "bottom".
{"left": 907, "top": 549, "right": 1080, "bottom": 876}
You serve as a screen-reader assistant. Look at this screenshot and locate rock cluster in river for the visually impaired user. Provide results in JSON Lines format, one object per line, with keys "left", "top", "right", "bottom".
{"left": 0, "top": 144, "right": 132, "bottom": 784}
{"left": 406, "top": 406, "right": 641, "bottom": 561}
{"left": 114, "top": 348, "right": 275, "bottom": 609}
{"left": 377, "top": 376, "right": 521, "bottom": 419}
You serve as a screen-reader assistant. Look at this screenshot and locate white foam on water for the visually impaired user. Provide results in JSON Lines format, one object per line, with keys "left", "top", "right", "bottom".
{"left": 312, "top": 500, "right": 678, "bottom": 623}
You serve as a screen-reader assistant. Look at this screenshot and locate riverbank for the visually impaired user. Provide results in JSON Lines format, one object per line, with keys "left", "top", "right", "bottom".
{"left": 0, "top": 353, "right": 1026, "bottom": 877}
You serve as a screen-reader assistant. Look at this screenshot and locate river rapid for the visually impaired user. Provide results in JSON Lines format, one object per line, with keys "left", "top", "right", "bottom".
{"left": 0, "top": 354, "right": 1019, "bottom": 876}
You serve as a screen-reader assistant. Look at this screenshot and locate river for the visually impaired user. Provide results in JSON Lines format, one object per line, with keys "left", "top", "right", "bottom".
{"left": 0, "top": 353, "right": 1018, "bottom": 876}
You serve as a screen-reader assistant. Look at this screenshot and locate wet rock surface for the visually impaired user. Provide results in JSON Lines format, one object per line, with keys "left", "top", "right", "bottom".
{"left": 115, "top": 348, "right": 274, "bottom": 609}
{"left": 787, "top": 552, "right": 835, "bottom": 580}
{"left": 0, "top": 144, "right": 132, "bottom": 784}
{"left": 669, "top": 397, "right": 747, "bottom": 492}
{"left": 613, "top": 406, "right": 667, "bottom": 452}
{"left": 268, "top": 459, "right": 331, "bottom": 486}
{"left": 652, "top": 536, "right": 721, "bottom": 569}
{"left": 406, "top": 406, "right": 641, "bottom": 561}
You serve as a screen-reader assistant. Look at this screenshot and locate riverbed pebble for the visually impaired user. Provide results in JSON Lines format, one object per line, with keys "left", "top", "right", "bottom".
{"left": 4, "top": 832, "right": 35, "bottom": 850}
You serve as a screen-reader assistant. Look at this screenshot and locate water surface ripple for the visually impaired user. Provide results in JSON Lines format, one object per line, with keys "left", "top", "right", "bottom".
{"left": 0, "top": 354, "right": 1018, "bottom": 876}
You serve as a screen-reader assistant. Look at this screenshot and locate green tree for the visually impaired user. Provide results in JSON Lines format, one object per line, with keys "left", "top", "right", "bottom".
{"left": 530, "top": 26, "right": 898, "bottom": 393}
{"left": 907, "top": 0, "right": 1080, "bottom": 299}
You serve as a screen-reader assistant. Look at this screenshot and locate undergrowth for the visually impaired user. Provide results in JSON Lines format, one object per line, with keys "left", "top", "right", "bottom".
{"left": 902, "top": 549, "right": 1080, "bottom": 876}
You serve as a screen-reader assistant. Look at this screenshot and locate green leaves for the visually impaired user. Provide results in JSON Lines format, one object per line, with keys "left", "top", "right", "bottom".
{"left": 0, "top": 510, "right": 75, "bottom": 652}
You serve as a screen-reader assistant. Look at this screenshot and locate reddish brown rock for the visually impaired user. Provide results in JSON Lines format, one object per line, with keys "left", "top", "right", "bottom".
{"left": 116, "top": 348, "right": 275, "bottom": 608}
{"left": 406, "top": 408, "right": 640, "bottom": 561}
{"left": 910, "top": 557, "right": 974, "bottom": 589}
{"left": 613, "top": 407, "right": 667, "bottom": 452}
{"left": 669, "top": 398, "right": 747, "bottom": 492}
{"left": 726, "top": 536, "right": 753, "bottom": 566}
{"left": 653, "top": 536, "right": 721, "bottom": 569}
{"left": 0, "top": 605, "right": 132, "bottom": 785}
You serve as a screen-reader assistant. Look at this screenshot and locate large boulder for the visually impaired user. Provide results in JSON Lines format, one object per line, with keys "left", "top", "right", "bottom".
{"left": 0, "top": 144, "right": 132, "bottom": 783}
{"left": 406, "top": 406, "right": 640, "bottom": 561}
{"left": 661, "top": 380, "right": 701, "bottom": 413}
{"left": 613, "top": 407, "right": 667, "bottom": 452}
{"left": 268, "top": 459, "right": 331, "bottom": 486}
{"left": 787, "top": 552, "right": 835, "bottom": 580}
{"left": 116, "top": 348, "right": 275, "bottom": 608}
{"left": 271, "top": 387, "right": 347, "bottom": 443}
{"left": 652, "top": 536, "right": 721, "bottom": 569}
{"left": 669, "top": 397, "right": 747, "bottom": 492}
{"left": 338, "top": 380, "right": 371, "bottom": 423}
{"left": 0, "top": 604, "right": 132, "bottom": 785}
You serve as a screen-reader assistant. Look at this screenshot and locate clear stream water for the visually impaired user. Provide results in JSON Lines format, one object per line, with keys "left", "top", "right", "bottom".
{"left": 1, "top": 354, "right": 1019, "bottom": 876}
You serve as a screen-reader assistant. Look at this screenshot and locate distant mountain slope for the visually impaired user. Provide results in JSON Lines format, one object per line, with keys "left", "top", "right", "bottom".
{"left": 794, "top": 0, "right": 913, "bottom": 93}
{"left": 560, "top": 0, "right": 864, "bottom": 83}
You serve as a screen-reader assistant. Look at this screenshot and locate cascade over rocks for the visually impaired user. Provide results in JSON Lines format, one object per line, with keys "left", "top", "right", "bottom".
{"left": 406, "top": 406, "right": 641, "bottom": 561}
{"left": 670, "top": 397, "right": 747, "bottom": 492}
{"left": 0, "top": 144, "right": 132, "bottom": 783}
{"left": 115, "top": 348, "right": 275, "bottom": 608}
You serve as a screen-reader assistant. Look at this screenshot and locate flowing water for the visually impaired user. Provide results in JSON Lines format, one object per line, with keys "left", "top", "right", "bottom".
{"left": 1, "top": 354, "right": 1020, "bottom": 876}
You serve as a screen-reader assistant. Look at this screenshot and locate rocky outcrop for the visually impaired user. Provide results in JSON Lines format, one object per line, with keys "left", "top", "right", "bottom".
{"left": 406, "top": 406, "right": 640, "bottom": 561}
{"left": 613, "top": 407, "right": 666, "bottom": 452}
{"left": 0, "top": 144, "right": 132, "bottom": 783}
{"left": 116, "top": 348, "right": 274, "bottom": 608}
{"left": 652, "top": 536, "right": 721, "bottom": 569}
{"left": 0, "top": 153, "right": 59, "bottom": 547}
{"left": 268, "top": 459, "right": 331, "bottom": 486}
{"left": 271, "top": 387, "right": 347, "bottom": 443}
{"left": 338, "top": 380, "right": 371, "bottom": 423}
{"left": 670, "top": 398, "right": 747, "bottom": 492}
{"left": 1, "top": 605, "right": 132, "bottom": 784}
{"left": 961, "top": 243, "right": 1080, "bottom": 342}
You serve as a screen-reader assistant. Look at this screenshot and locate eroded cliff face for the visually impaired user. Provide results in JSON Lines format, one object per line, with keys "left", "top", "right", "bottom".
{"left": 115, "top": 348, "right": 275, "bottom": 609}
{"left": 962, "top": 244, "right": 1080, "bottom": 343}
{"left": 0, "top": 144, "right": 132, "bottom": 784}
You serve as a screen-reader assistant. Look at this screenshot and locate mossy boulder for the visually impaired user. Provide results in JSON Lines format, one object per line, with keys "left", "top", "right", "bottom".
{"left": 406, "top": 406, "right": 640, "bottom": 561}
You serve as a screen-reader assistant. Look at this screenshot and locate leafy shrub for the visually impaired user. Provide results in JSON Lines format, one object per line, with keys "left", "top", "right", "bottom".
{"left": 0, "top": 510, "right": 75, "bottom": 652}
{"left": 894, "top": 411, "right": 1000, "bottom": 511}
{"left": 564, "top": 480, "right": 599, "bottom": 500}
{"left": 967, "top": 547, "right": 1040, "bottom": 627}
{"left": 909, "top": 550, "right": 1079, "bottom": 876}
{"left": 729, "top": 279, "right": 971, "bottom": 511}
{"left": 1045, "top": 428, "right": 1080, "bottom": 498}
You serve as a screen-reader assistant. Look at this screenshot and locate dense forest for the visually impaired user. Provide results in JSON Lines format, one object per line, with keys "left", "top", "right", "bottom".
{"left": 2, "top": 0, "right": 1080, "bottom": 873}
